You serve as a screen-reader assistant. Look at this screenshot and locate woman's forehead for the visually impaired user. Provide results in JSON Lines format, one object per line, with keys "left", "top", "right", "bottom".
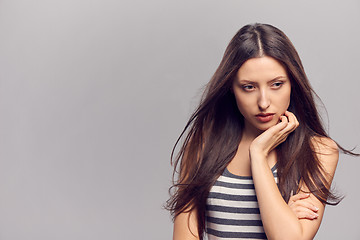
{"left": 236, "top": 56, "right": 288, "bottom": 82}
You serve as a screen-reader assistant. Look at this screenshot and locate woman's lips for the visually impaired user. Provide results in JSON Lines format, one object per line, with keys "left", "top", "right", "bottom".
{"left": 255, "top": 113, "right": 275, "bottom": 123}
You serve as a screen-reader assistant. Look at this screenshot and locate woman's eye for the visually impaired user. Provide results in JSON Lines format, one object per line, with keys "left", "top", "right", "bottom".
{"left": 272, "top": 82, "right": 284, "bottom": 88}
{"left": 242, "top": 85, "right": 254, "bottom": 91}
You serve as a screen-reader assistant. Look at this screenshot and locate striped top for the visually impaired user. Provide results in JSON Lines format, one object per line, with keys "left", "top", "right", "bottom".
{"left": 206, "top": 165, "right": 278, "bottom": 240}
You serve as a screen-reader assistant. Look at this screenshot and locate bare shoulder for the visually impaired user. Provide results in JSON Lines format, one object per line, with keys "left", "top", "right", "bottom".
{"left": 311, "top": 136, "right": 338, "bottom": 153}
{"left": 311, "top": 136, "right": 339, "bottom": 158}
{"left": 173, "top": 208, "right": 199, "bottom": 240}
{"left": 310, "top": 136, "right": 339, "bottom": 177}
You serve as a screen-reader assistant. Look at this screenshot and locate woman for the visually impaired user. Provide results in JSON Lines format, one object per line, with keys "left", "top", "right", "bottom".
{"left": 166, "top": 23, "right": 356, "bottom": 240}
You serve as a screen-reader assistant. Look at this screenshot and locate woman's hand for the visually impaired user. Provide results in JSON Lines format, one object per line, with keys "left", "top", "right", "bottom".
{"left": 288, "top": 192, "right": 319, "bottom": 220}
{"left": 249, "top": 111, "right": 299, "bottom": 158}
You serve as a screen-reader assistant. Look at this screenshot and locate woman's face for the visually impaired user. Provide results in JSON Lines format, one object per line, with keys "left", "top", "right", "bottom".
{"left": 232, "top": 56, "right": 291, "bottom": 135}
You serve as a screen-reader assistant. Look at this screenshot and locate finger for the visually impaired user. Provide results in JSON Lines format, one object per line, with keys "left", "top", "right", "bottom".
{"left": 268, "top": 115, "right": 288, "bottom": 134}
{"left": 280, "top": 115, "right": 288, "bottom": 123}
{"left": 291, "top": 199, "right": 319, "bottom": 212}
{"left": 277, "top": 115, "right": 289, "bottom": 130}
{"left": 284, "top": 112, "right": 298, "bottom": 130}
{"left": 285, "top": 111, "right": 299, "bottom": 128}
{"left": 296, "top": 205, "right": 319, "bottom": 216}
{"left": 291, "top": 112, "right": 300, "bottom": 127}
{"left": 279, "top": 113, "right": 297, "bottom": 135}
{"left": 294, "top": 208, "right": 319, "bottom": 220}
{"left": 289, "top": 192, "right": 310, "bottom": 202}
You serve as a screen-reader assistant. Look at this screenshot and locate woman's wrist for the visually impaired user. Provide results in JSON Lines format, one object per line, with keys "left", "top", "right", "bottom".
{"left": 249, "top": 145, "right": 269, "bottom": 162}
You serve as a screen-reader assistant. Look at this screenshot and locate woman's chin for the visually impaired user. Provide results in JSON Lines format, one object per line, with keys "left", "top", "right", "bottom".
{"left": 256, "top": 122, "right": 277, "bottom": 131}
{"left": 244, "top": 119, "right": 278, "bottom": 135}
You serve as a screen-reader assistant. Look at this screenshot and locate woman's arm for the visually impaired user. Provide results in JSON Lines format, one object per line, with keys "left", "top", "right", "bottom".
{"left": 173, "top": 209, "right": 199, "bottom": 240}
{"left": 288, "top": 192, "right": 320, "bottom": 220}
{"left": 250, "top": 111, "right": 339, "bottom": 240}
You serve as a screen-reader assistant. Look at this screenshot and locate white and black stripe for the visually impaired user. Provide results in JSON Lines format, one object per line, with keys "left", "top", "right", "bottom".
{"left": 206, "top": 165, "right": 278, "bottom": 240}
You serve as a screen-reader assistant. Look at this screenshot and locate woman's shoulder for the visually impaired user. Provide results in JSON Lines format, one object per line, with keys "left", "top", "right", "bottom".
{"left": 310, "top": 136, "right": 339, "bottom": 155}
{"left": 310, "top": 136, "right": 339, "bottom": 174}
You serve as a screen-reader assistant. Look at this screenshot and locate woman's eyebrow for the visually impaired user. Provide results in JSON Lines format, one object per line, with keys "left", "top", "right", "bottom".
{"left": 271, "top": 76, "right": 288, "bottom": 81}
{"left": 238, "top": 76, "right": 288, "bottom": 83}
{"left": 238, "top": 80, "right": 256, "bottom": 84}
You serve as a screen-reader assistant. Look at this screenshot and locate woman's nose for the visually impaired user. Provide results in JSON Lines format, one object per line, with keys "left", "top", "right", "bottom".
{"left": 258, "top": 90, "right": 270, "bottom": 111}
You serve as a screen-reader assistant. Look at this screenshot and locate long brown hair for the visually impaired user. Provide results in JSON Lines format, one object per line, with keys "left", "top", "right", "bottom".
{"left": 166, "top": 23, "right": 356, "bottom": 239}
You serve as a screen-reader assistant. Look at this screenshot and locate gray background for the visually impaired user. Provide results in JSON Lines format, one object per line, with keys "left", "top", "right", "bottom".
{"left": 0, "top": 0, "right": 359, "bottom": 239}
